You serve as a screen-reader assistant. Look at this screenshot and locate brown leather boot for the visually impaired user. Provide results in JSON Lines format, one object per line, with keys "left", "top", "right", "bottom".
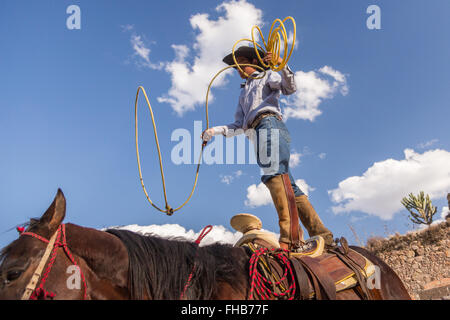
{"left": 264, "top": 175, "right": 304, "bottom": 248}
{"left": 279, "top": 242, "right": 290, "bottom": 251}
{"left": 295, "top": 195, "right": 334, "bottom": 246}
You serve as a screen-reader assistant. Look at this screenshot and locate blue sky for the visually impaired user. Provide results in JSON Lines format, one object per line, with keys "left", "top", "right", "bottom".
{"left": 1, "top": 0, "right": 450, "bottom": 249}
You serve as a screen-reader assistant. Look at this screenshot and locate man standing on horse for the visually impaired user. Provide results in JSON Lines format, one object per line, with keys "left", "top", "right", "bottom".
{"left": 202, "top": 46, "right": 334, "bottom": 251}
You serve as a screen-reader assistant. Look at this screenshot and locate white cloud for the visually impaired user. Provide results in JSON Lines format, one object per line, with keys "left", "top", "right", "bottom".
{"left": 319, "top": 153, "right": 327, "bottom": 160}
{"left": 157, "top": 0, "right": 263, "bottom": 116}
{"left": 221, "top": 175, "right": 234, "bottom": 185}
{"left": 416, "top": 139, "right": 438, "bottom": 150}
{"left": 441, "top": 206, "right": 450, "bottom": 220}
{"left": 122, "top": 25, "right": 163, "bottom": 70}
{"left": 220, "top": 170, "right": 244, "bottom": 185}
{"left": 296, "top": 179, "right": 315, "bottom": 196}
{"left": 131, "top": 35, "right": 151, "bottom": 63}
{"left": 107, "top": 223, "right": 282, "bottom": 246}
{"left": 289, "top": 151, "right": 302, "bottom": 168}
{"left": 287, "top": 31, "right": 299, "bottom": 51}
{"left": 129, "top": 34, "right": 164, "bottom": 70}
{"left": 328, "top": 148, "right": 450, "bottom": 220}
{"left": 282, "top": 66, "right": 348, "bottom": 121}
{"left": 108, "top": 223, "right": 243, "bottom": 246}
{"left": 245, "top": 178, "right": 314, "bottom": 207}
{"left": 278, "top": 30, "right": 298, "bottom": 54}
{"left": 120, "top": 24, "right": 134, "bottom": 32}
{"left": 432, "top": 206, "right": 449, "bottom": 225}
{"left": 245, "top": 182, "right": 272, "bottom": 207}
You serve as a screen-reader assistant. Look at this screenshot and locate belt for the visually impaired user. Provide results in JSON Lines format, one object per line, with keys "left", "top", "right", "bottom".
{"left": 250, "top": 112, "right": 282, "bottom": 129}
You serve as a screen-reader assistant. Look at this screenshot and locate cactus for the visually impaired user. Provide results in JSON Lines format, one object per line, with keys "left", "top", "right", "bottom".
{"left": 401, "top": 191, "right": 437, "bottom": 226}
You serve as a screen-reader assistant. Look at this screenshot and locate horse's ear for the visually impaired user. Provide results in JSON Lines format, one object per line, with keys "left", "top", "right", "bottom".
{"left": 38, "top": 188, "right": 66, "bottom": 235}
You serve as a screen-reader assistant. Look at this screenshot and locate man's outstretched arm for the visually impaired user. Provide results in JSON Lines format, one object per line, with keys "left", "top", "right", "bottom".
{"left": 201, "top": 102, "right": 244, "bottom": 141}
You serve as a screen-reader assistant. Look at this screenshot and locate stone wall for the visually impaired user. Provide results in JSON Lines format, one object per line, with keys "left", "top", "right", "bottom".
{"left": 366, "top": 219, "right": 450, "bottom": 300}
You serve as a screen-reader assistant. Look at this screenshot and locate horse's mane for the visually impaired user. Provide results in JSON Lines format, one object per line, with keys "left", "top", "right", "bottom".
{"left": 105, "top": 228, "right": 248, "bottom": 300}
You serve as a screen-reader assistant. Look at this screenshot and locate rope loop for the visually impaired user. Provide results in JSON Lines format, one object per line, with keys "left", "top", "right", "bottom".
{"left": 135, "top": 86, "right": 206, "bottom": 215}
{"left": 194, "top": 225, "right": 213, "bottom": 245}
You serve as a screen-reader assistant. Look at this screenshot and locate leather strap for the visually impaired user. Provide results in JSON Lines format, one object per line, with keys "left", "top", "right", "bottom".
{"left": 250, "top": 112, "right": 282, "bottom": 129}
{"left": 21, "top": 228, "right": 59, "bottom": 300}
{"left": 281, "top": 173, "right": 302, "bottom": 247}
{"left": 289, "top": 257, "right": 311, "bottom": 299}
{"left": 299, "top": 256, "right": 337, "bottom": 300}
{"left": 331, "top": 248, "right": 373, "bottom": 300}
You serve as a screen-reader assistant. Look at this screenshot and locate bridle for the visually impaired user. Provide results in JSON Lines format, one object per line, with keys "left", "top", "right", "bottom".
{"left": 18, "top": 224, "right": 87, "bottom": 300}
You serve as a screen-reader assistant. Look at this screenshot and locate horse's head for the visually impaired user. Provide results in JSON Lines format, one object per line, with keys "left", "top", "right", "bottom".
{"left": 0, "top": 189, "right": 77, "bottom": 300}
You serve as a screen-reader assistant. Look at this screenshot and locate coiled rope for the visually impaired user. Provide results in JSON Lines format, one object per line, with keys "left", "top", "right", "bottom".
{"left": 248, "top": 247, "right": 297, "bottom": 300}
{"left": 134, "top": 17, "right": 296, "bottom": 215}
{"left": 233, "top": 16, "right": 296, "bottom": 77}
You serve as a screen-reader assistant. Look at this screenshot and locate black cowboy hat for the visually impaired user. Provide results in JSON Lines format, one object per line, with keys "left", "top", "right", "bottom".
{"left": 222, "top": 46, "right": 270, "bottom": 70}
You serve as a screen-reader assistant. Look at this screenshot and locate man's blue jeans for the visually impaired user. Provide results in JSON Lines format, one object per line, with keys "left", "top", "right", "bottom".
{"left": 253, "top": 116, "right": 304, "bottom": 197}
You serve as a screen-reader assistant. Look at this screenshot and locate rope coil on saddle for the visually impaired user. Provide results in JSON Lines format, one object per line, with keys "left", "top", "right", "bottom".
{"left": 248, "top": 247, "right": 297, "bottom": 300}
{"left": 134, "top": 17, "right": 296, "bottom": 215}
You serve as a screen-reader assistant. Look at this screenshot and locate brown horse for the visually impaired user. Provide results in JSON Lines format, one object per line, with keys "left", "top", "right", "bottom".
{"left": 0, "top": 190, "right": 411, "bottom": 300}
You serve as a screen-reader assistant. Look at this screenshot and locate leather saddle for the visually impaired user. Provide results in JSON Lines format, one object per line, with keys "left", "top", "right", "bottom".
{"left": 238, "top": 235, "right": 377, "bottom": 299}
{"left": 231, "top": 213, "right": 377, "bottom": 299}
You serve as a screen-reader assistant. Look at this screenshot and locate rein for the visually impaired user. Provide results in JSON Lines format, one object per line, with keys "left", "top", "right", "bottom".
{"left": 18, "top": 224, "right": 87, "bottom": 300}
{"left": 179, "top": 225, "right": 213, "bottom": 299}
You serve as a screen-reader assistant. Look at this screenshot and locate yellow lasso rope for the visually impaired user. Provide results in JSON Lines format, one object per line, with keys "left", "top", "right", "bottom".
{"left": 135, "top": 17, "right": 296, "bottom": 215}
{"left": 134, "top": 86, "right": 204, "bottom": 215}
{"left": 232, "top": 16, "right": 296, "bottom": 77}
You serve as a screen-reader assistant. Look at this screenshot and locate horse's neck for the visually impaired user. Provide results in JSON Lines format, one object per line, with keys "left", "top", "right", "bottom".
{"left": 64, "top": 223, "right": 129, "bottom": 296}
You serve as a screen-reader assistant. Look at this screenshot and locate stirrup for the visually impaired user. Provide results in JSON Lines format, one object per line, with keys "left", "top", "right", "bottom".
{"left": 325, "top": 239, "right": 339, "bottom": 250}
{"left": 289, "top": 236, "right": 324, "bottom": 258}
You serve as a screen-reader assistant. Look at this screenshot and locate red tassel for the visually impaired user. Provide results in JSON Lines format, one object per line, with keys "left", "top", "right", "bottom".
{"left": 30, "top": 287, "right": 56, "bottom": 300}
{"left": 17, "top": 227, "right": 25, "bottom": 234}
